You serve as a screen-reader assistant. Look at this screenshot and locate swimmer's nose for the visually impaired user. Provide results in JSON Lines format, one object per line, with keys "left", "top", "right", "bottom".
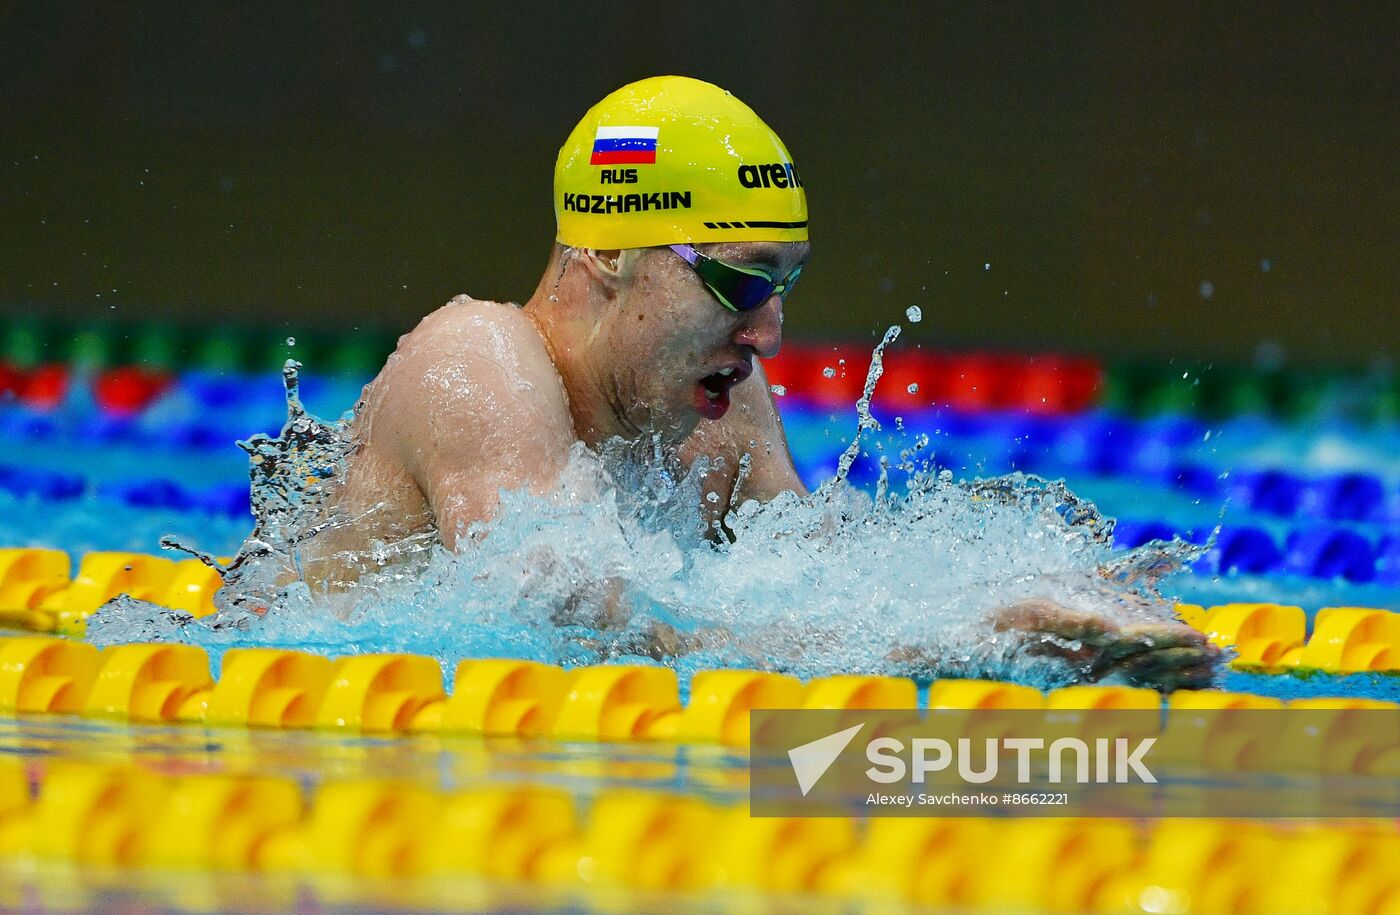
{"left": 734, "top": 294, "right": 783, "bottom": 359}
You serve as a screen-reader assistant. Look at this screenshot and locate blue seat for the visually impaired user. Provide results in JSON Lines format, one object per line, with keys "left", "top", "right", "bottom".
{"left": 1305, "top": 473, "right": 1386, "bottom": 522}
{"left": 1227, "top": 469, "right": 1304, "bottom": 517}
{"left": 1200, "top": 526, "right": 1280, "bottom": 575}
{"left": 101, "top": 478, "right": 195, "bottom": 512}
{"left": 1111, "top": 519, "right": 1176, "bottom": 549}
{"left": 1375, "top": 535, "right": 1400, "bottom": 586}
{"left": 0, "top": 464, "right": 84, "bottom": 501}
{"left": 1282, "top": 528, "right": 1376, "bottom": 583}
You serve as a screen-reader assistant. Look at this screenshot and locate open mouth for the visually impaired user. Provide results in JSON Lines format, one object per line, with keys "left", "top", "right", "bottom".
{"left": 694, "top": 362, "right": 752, "bottom": 420}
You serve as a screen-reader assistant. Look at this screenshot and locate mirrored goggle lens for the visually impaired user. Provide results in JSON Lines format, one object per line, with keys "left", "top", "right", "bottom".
{"left": 729, "top": 265, "right": 802, "bottom": 311}
{"left": 721, "top": 271, "right": 783, "bottom": 311}
{"left": 696, "top": 259, "right": 792, "bottom": 312}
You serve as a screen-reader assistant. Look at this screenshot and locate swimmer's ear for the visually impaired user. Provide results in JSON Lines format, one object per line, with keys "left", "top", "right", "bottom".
{"left": 579, "top": 248, "right": 625, "bottom": 298}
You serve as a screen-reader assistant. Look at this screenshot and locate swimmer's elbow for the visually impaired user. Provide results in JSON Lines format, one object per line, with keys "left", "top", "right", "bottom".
{"left": 740, "top": 462, "right": 809, "bottom": 504}
{"left": 431, "top": 488, "right": 499, "bottom": 551}
{"left": 783, "top": 475, "right": 810, "bottom": 499}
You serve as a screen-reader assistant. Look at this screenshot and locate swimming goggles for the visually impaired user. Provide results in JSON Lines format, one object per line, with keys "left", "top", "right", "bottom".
{"left": 668, "top": 243, "right": 803, "bottom": 313}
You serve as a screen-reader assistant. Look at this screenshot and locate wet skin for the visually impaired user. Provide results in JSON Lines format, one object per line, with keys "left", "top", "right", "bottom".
{"left": 307, "top": 241, "right": 1219, "bottom": 689}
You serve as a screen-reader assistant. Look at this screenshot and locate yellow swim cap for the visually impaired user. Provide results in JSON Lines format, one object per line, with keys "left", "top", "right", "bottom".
{"left": 554, "top": 76, "right": 808, "bottom": 249}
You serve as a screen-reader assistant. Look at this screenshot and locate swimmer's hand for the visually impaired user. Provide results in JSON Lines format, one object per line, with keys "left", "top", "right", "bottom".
{"left": 991, "top": 599, "right": 1222, "bottom": 691}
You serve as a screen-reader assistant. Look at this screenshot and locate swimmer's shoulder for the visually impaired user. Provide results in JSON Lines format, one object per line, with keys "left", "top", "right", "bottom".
{"left": 386, "top": 294, "right": 556, "bottom": 380}
{"left": 400, "top": 294, "right": 532, "bottom": 346}
{"left": 370, "top": 295, "right": 574, "bottom": 458}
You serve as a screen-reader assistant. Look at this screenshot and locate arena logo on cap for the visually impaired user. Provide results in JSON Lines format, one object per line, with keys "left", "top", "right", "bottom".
{"left": 590, "top": 126, "right": 659, "bottom": 165}
{"left": 737, "top": 161, "right": 802, "bottom": 189}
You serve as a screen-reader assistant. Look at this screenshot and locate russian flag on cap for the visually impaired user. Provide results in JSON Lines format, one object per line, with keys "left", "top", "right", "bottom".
{"left": 591, "top": 125, "right": 659, "bottom": 165}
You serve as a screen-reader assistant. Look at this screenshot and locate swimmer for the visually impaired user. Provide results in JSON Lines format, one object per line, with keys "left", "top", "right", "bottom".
{"left": 306, "top": 76, "right": 1219, "bottom": 689}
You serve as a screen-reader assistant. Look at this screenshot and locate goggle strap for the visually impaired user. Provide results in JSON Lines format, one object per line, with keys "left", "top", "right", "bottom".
{"left": 668, "top": 243, "right": 700, "bottom": 267}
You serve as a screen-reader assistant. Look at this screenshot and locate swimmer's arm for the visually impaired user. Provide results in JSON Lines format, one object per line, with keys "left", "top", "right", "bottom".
{"left": 734, "top": 360, "right": 809, "bottom": 500}
{"left": 888, "top": 600, "right": 1221, "bottom": 691}
{"left": 381, "top": 311, "right": 577, "bottom": 550}
{"left": 620, "top": 607, "right": 1218, "bottom": 689}
{"left": 680, "top": 360, "right": 808, "bottom": 507}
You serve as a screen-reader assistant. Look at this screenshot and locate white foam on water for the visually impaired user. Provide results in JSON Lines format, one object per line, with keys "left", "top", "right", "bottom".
{"left": 88, "top": 330, "right": 1210, "bottom": 690}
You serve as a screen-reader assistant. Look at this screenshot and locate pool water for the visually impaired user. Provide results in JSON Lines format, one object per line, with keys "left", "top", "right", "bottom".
{"left": 6, "top": 354, "right": 1400, "bottom": 687}
{"left": 2, "top": 336, "right": 1398, "bottom": 912}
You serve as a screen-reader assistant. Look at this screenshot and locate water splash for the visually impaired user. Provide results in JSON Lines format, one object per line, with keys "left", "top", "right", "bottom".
{"left": 88, "top": 332, "right": 1211, "bottom": 690}
{"left": 834, "top": 325, "right": 900, "bottom": 482}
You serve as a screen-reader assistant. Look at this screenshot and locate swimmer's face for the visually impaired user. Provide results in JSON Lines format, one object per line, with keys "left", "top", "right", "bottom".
{"left": 605, "top": 240, "right": 810, "bottom": 438}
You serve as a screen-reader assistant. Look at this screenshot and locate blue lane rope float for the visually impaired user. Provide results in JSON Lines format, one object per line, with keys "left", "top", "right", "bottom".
{"left": 1, "top": 452, "right": 1394, "bottom": 581}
